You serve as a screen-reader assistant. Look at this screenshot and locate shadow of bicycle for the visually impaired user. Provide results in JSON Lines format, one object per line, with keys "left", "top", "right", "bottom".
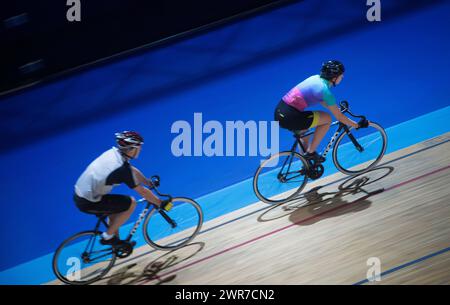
{"left": 100, "top": 242, "right": 205, "bottom": 285}
{"left": 258, "top": 166, "right": 394, "bottom": 225}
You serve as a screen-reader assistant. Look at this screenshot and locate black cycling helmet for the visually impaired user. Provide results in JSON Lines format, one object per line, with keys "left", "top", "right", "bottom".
{"left": 320, "top": 60, "right": 345, "bottom": 80}
{"left": 115, "top": 131, "right": 144, "bottom": 149}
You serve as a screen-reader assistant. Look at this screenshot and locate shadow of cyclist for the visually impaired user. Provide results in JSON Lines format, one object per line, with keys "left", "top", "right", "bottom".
{"left": 258, "top": 166, "right": 393, "bottom": 224}
{"left": 289, "top": 167, "right": 394, "bottom": 226}
{"left": 103, "top": 242, "right": 205, "bottom": 285}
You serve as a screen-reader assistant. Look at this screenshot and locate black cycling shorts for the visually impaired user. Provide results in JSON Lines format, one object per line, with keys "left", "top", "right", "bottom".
{"left": 274, "top": 99, "right": 319, "bottom": 131}
{"left": 74, "top": 194, "right": 132, "bottom": 215}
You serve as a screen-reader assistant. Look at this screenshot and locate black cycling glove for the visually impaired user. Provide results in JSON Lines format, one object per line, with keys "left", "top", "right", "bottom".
{"left": 357, "top": 118, "right": 369, "bottom": 129}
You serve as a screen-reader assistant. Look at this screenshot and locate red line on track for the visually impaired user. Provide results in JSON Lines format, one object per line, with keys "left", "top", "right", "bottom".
{"left": 384, "top": 165, "right": 450, "bottom": 191}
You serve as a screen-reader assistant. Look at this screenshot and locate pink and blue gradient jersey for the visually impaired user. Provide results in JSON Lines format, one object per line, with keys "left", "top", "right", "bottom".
{"left": 282, "top": 75, "right": 336, "bottom": 111}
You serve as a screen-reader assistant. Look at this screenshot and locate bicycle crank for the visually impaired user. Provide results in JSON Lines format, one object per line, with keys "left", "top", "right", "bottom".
{"left": 114, "top": 241, "right": 135, "bottom": 259}
{"left": 81, "top": 251, "right": 91, "bottom": 263}
{"left": 308, "top": 164, "right": 324, "bottom": 180}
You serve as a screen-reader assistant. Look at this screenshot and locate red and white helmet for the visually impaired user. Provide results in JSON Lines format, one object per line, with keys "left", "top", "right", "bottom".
{"left": 115, "top": 131, "right": 144, "bottom": 149}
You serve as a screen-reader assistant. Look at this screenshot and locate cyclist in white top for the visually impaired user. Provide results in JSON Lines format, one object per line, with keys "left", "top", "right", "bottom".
{"left": 74, "top": 131, "right": 170, "bottom": 246}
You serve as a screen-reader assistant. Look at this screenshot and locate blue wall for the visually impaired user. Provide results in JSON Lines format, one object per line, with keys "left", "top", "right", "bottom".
{"left": 1, "top": 0, "right": 450, "bottom": 272}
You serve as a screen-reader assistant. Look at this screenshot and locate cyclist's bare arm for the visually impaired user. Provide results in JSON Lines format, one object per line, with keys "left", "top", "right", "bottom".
{"left": 131, "top": 166, "right": 154, "bottom": 187}
{"left": 321, "top": 102, "right": 359, "bottom": 128}
{"left": 131, "top": 167, "right": 162, "bottom": 205}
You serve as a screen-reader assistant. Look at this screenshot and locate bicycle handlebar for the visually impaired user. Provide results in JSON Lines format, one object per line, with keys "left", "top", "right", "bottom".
{"left": 137, "top": 175, "right": 173, "bottom": 204}
{"left": 339, "top": 100, "right": 349, "bottom": 112}
{"left": 339, "top": 100, "right": 366, "bottom": 121}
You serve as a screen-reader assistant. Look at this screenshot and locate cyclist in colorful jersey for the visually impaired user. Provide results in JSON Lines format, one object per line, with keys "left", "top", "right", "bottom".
{"left": 275, "top": 60, "right": 368, "bottom": 163}
{"left": 74, "top": 131, "right": 171, "bottom": 246}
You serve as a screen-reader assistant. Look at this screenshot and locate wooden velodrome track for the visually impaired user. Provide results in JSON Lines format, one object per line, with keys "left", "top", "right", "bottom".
{"left": 49, "top": 132, "right": 450, "bottom": 285}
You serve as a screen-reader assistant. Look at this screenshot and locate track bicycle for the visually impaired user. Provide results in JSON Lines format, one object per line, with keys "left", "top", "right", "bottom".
{"left": 253, "top": 101, "right": 387, "bottom": 204}
{"left": 52, "top": 175, "right": 203, "bottom": 285}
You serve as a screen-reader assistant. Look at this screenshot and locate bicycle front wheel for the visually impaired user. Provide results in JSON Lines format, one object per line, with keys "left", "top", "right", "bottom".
{"left": 143, "top": 197, "right": 203, "bottom": 251}
{"left": 52, "top": 231, "right": 116, "bottom": 285}
{"left": 253, "top": 151, "right": 309, "bottom": 204}
{"left": 332, "top": 122, "right": 387, "bottom": 175}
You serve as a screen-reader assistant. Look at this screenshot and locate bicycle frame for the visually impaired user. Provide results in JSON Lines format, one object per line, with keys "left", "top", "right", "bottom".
{"left": 274, "top": 125, "right": 345, "bottom": 183}
{"left": 292, "top": 120, "right": 348, "bottom": 158}
{"left": 125, "top": 200, "right": 153, "bottom": 241}
{"left": 82, "top": 217, "right": 111, "bottom": 262}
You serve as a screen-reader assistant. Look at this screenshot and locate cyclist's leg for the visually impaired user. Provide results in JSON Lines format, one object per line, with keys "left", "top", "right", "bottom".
{"left": 104, "top": 196, "right": 137, "bottom": 236}
{"left": 74, "top": 193, "right": 136, "bottom": 240}
{"left": 299, "top": 130, "right": 311, "bottom": 150}
{"left": 306, "top": 111, "right": 331, "bottom": 154}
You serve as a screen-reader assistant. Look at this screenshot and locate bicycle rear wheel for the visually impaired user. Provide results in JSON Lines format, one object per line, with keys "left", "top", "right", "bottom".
{"left": 253, "top": 151, "right": 309, "bottom": 204}
{"left": 143, "top": 197, "right": 203, "bottom": 251}
{"left": 332, "top": 122, "right": 387, "bottom": 175}
{"left": 52, "top": 231, "right": 116, "bottom": 285}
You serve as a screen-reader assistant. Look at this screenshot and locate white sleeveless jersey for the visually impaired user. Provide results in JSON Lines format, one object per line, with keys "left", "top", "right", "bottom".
{"left": 74, "top": 147, "right": 138, "bottom": 202}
